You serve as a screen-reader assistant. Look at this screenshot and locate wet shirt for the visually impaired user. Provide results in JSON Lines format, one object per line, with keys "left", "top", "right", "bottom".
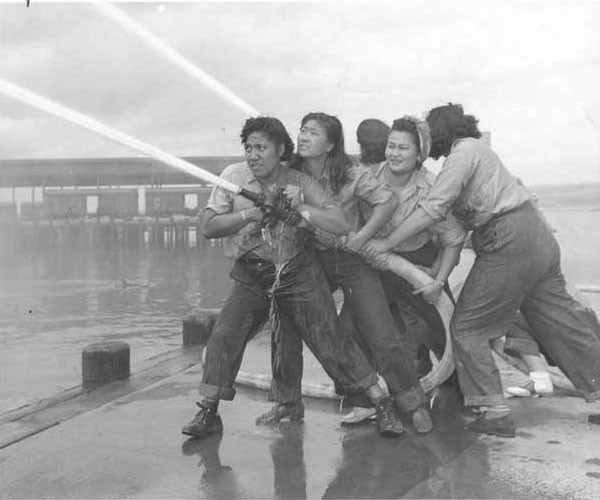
{"left": 205, "top": 162, "right": 336, "bottom": 263}
{"left": 418, "top": 138, "right": 532, "bottom": 230}
{"left": 369, "top": 164, "right": 466, "bottom": 253}
{"left": 302, "top": 162, "right": 394, "bottom": 232}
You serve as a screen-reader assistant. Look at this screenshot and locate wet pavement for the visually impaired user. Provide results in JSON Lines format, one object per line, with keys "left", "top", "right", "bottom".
{"left": 2, "top": 350, "right": 600, "bottom": 499}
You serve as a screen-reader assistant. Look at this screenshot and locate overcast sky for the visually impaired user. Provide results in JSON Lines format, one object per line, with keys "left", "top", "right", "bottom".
{"left": 1, "top": 0, "right": 599, "bottom": 185}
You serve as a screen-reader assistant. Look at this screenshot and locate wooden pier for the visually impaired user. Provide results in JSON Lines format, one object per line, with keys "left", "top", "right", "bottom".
{"left": 0, "top": 155, "right": 235, "bottom": 252}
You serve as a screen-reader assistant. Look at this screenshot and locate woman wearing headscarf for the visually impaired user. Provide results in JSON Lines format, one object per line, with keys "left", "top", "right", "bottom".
{"left": 366, "top": 103, "right": 600, "bottom": 437}
{"left": 341, "top": 116, "right": 466, "bottom": 425}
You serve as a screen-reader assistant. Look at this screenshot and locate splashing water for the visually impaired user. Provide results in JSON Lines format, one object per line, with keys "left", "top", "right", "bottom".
{"left": 268, "top": 259, "right": 291, "bottom": 375}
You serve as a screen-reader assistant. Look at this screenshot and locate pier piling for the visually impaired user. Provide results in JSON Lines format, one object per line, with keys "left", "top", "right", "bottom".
{"left": 82, "top": 341, "right": 130, "bottom": 384}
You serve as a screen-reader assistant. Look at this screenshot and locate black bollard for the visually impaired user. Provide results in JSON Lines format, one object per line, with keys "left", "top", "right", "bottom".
{"left": 82, "top": 341, "right": 130, "bottom": 385}
{"left": 182, "top": 309, "right": 220, "bottom": 346}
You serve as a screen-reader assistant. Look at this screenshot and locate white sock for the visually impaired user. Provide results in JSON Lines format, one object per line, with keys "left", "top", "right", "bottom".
{"left": 530, "top": 371, "right": 553, "bottom": 394}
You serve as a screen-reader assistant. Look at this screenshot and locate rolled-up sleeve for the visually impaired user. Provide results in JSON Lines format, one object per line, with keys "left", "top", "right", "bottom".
{"left": 418, "top": 147, "right": 474, "bottom": 221}
{"left": 353, "top": 167, "right": 393, "bottom": 207}
{"left": 429, "top": 213, "right": 467, "bottom": 247}
{"left": 205, "top": 173, "right": 235, "bottom": 215}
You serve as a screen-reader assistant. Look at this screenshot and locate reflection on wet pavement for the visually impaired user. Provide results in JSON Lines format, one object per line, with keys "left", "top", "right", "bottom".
{"left": 178, "top": 386, "right": 523, "bottom": 499}
{"left": 182, "top": 434, "right": 247, "bottom": 499}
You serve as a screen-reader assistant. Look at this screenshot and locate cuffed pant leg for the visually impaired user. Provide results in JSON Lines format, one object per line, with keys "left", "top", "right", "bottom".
{"left": 521, "top": 262, "right": 600, "bottom": 402}
{"left": 200, "top": 280, "right": 269, "bottom": 401}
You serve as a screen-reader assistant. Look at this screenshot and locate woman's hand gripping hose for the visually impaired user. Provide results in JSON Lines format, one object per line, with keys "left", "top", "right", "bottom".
{"left": 239, "top": 188, "right": 306, "bottom": 229}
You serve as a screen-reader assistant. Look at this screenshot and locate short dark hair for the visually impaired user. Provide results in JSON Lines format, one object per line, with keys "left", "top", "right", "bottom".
{"left": 240, "top": 116, "right": 295, "bottom": 161}
{"left": 426, "top": 103, "right": 481, "bottom": 159}
{"left": 356, "top": 119, "right": 389, "bottom": 164}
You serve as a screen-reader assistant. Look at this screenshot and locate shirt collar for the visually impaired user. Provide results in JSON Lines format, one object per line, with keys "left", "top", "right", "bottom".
{"left": 374, "top": 161, "right": 387, "bottom": 178}
{"left": 239, "top": 163, "right": 260, "bottom": 184}
{"left": 377, "top": 162, "right": 428, "bottom": 200}
{"left": 301, "top": 162, "right": 330, "bottom": 181}
{"left": 242, "top": 162, "right": 288, "bottom": 186}
{"left": 412, "top": 167, "right": 430, "bottom": 189}
{"left": 396, "top": 170, "right": 422, "bottom": 201}
{"left": 450, "top": 137, "right": 467, "bottom": 151}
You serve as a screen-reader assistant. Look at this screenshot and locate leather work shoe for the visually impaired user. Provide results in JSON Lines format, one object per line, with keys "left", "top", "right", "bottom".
{"left": 374, "top": 397, "right": 404, "bottom": 437}
{"left": 255, "top": 402, "right": 305, "bottom": 425}
{"left": 411, "top": 406, "right": 433, "bottom": 434}
{"left": 465, "top": 414, "right": 516, "bottom": 438}
{"left": 181, "top": 402, "right": 223, "bottom": 438}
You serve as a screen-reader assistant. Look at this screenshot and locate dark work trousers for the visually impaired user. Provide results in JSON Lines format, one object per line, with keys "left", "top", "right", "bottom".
{"left": 270, "top": 248, "right": 427, "bottom": 412}
{"left": 452, "top": 201, "right": 600, "bottom": 406}
{"left": 346, "top": 241, "right": 451, "bottom": 408}
{"left": 380, "top": 241, "right": 451, "bottom": 367}
{"left": 199, "top": 249, "right": 378, "bottom": 401}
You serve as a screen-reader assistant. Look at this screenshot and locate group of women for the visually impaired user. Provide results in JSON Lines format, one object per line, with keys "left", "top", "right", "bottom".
{"left": 258, "top": 104, "right": 600, "bottom": 438}
{"left": 184, "top": 103, "right": 600, "bottom": 440}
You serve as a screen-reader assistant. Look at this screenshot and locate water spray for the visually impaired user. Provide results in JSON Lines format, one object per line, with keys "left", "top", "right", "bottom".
{"left": 0, "top": 77, "right": 267, "bottom": 205}
{"left": 94, "top": 2, "right": 260, "bottom": 116}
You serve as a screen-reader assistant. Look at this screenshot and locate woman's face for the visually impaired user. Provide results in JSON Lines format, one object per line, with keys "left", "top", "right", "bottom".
{"left": 297, "top": 119, "right": 333, "bottom": 159}
{"left": 385, "top": 130, "right": 419, "bottom": 175}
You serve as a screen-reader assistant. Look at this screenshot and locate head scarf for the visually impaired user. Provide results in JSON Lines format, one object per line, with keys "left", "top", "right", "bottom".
{"left": 400, "top": 115, "right": 431, "bottom": 165}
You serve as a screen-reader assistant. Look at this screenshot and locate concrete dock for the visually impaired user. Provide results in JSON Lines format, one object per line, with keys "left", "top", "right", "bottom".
{"left": 2, "top": 334, "right": 600, "bottom": 499}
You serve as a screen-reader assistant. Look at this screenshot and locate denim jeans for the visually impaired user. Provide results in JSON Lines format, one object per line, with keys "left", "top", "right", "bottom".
{"left": 199, "top": 249, "right": 378, "bottom": 401}
{"left": 452, "top": 201, "right": 600, "bottom": 406}
{"left": 270, "top": 248, "right": 426, "bottom": 412}
{"left": 344, "top": 242, "right": 450, "bottom": 407}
